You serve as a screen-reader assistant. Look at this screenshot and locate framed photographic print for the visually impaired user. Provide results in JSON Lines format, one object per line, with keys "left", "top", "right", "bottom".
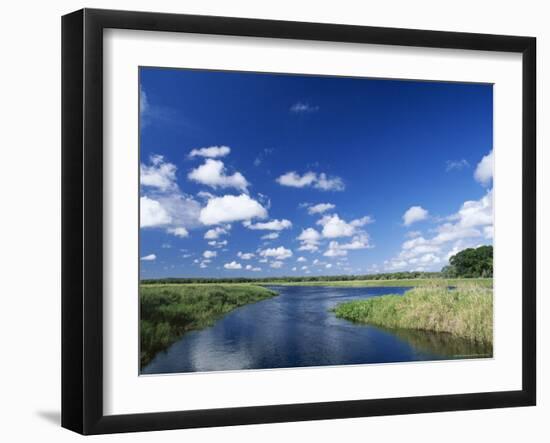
{"left": 62, "top": 8, "right": 536, "bottom": 435}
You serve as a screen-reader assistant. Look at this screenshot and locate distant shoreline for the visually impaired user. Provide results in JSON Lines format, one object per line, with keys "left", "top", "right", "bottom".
{"left": 140, "top": 277, "right": 493, "bottom": 288}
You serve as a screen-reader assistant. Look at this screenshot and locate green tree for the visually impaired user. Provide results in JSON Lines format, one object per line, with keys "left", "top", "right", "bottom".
{"left": 444, "top": 245, "right": 493, "bottom": 278}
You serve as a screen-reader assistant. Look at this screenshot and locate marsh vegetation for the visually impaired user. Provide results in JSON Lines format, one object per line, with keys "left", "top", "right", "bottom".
{"left": 333, "top": 283, "right": 493, "bottom": 345}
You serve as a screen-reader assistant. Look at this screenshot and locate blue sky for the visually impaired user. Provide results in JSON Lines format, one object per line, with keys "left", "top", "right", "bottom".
{"left": 139, "top": 67, "right": 493, "bottom": 279}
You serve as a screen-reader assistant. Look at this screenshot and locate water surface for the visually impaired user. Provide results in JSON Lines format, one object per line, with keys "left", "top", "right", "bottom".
{"left": 142, "top": 285, "right": 491, "bottom": 374}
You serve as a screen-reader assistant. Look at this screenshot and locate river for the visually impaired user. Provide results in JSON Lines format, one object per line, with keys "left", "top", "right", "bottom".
{"left": 142, "top": 285, "right": 491, "bottom": 375}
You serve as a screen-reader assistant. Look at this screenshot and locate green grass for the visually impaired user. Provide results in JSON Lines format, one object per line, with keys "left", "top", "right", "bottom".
{"left": 260, "top": 278, "right": 493, "bottom": 288}
{"left": 140, "top": 284, "right": 277, "bottom": 368}
{"left": 333, "top": 283, "right": 493, "bottom": 344}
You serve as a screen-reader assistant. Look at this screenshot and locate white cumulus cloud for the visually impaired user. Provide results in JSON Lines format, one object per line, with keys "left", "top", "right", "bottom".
{"left": 259, "top": 246, "right": 293, "bottom": 260}
{"left": 307, "top": 203, "right": 335, "bottom": 214}
{"left": 323, "top": 234, "right": 370, "bottom": 257}
{"left": 474, "top": 150, "right": 494, "bottom": 185}
{"left": 297, "top": 228, "right": 322, "bottom": 243}
{"left": 297, "top": 228, "right": 322, "bottom": 252}
{"left": 140, "top": 254, "right": 156, "bottom": 261}
{"left": 140, "top": 155, "right": 177, "bottom": 192}
{"left": 402, "top": 206, "right": 429, "bottom": 226}
{"left": 208, "top": 240, "right": 228, "bottom": 248}
{"left": 140, "top": 196, "right": 172, "bottom": 228}
{"left": 224, "top": 261, "right": 242, "bottom": 270}
{"left": 317, "top": 215, "right": 352, "bottom": 238}
{"left": 199, "top": 194, "right": 267, "bottom": 225}
{"left": 189, "top": 145, "right": 231, "bottom": 158}
{"left": 203, "top": 250, "right": 217, "bottom": 259}
{"left": 317, "top": 214, "right": 372, "bottom": 238}
{"left": 243, "top": 219, "right": 292, "bottom": 231}
{"left": 444, "top": 189, "right": 493, "bottom": 229}
{"left": 276, "top": 171, "right": 344, "bottom": 191}
{"left": 237, "top": 252, "right": 255, "bottom": 260}
{"left": 166, "top": 227, "right": 189, "bottom": 238}
{"left": 276, "top": 171, "right": 317, "bottom": 188}
{"left": 315, "top": 173, "right": 345, "bottom": 191}
{"left": 188, "top": 159, "right": 249, "bottom": 191}
{"left": 298, "top": 243, "right": 319, "bottom": 252}
{"left": 204, "top": 226, "right": 230, "bottom": 239}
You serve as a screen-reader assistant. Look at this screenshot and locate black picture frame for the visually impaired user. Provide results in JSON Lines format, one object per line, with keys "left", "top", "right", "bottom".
{"left": 62, "top": 8, "right": 536, "bottom": 435}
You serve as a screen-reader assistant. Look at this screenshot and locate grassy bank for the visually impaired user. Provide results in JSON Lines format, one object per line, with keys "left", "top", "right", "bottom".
{"left": 333, "top": 284, "right": 493, "bottom": 344}
{"left": 261, "top": 278, "right": 492, "bottom": 288}
{"left": 140, "top": 284, "right": 277, "bottom": 368}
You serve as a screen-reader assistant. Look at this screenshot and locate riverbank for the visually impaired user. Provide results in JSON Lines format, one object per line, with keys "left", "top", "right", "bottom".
{"left": 333, "top": 284, "right": 493, "bottom": 344}
{"left": 140, "top": 284, "right": 277, "bottom": 368}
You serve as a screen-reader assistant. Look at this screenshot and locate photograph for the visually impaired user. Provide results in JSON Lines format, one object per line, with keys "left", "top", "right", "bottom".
{"left": 138, "top": 67, "right": 494, "bottom": 375}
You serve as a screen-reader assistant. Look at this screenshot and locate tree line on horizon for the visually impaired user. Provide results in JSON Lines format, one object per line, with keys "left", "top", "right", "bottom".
{"left": 141, "top": 245, "right": 493, "bottom": 284}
